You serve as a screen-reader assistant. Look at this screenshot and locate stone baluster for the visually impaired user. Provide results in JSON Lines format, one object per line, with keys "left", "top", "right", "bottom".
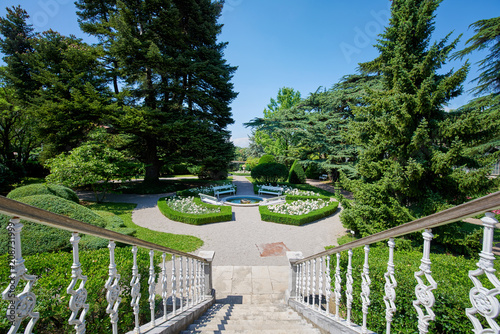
{"left": 185, "top": 257, "right": 190, "bottom": 308}
{"left": 334, "top": 253, "right": 341, "bottom": 321}
{"left": 105, "top": 241, "right": 121, "bottom": 334}
{"left": 191, "top": 258, "right": 195, "bottom": 307}
{"left": 384, "top": 238, "right": 397, "bottom": 334}
{"left": 413, "top": 229, "right": 437, "bottom": 334}
{"left": 325, "top": 255, "right": 331, "bottom": 316}
{"left": 2, "top": 218, "right": 39, "bottom": 334}
{"left": 466, "top": 212, "right": 500, "bottom": 333}
{"left": 346, "top": 249, "right": 353, "bottom": 326}
{"left": 172, "top": 255, "right": 177, "bottom": 316}
{"left": 296, "top": 262, "right": 301, "bottom": 302}
{"left": 361, "top": 245, "right": 371, "bottom": 334}
{"left": 201, "top": 261, "right": 206, "bottom": 300}
{"left": 302, "top": 263, "right": 306, "bottom": 305}
{"left": 67, "top": 232, "right": 89, "bottom": 334}
{"left": 318, "top": 256, "right": 323, "bottom": 312}
{"left": 148, "top": 250, "right": 156, "bottom": 328}
{"left": 312, "top": 258, "right": 316, "bottom": 308}
{"left": 161, "top": 253, "right": 168, "bottom": 321}
{"left": 306, "top": 260, "right": 311, "bottom": 305}
{"left": 197, "top": 260, "right": 202, "bottom": 303}
{"left": 179, "top": 256, "right": 184, "bottom": 312}
{"left": 130, "top": 246, "right": 141, "bottom": 334}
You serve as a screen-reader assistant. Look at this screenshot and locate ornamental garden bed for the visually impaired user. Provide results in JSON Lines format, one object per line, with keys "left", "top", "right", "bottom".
{"left": 259, "top": 197, "right": 339, "bottom": 226}
{"left": 158, "top": 196, "right": 232, "bottom": 225}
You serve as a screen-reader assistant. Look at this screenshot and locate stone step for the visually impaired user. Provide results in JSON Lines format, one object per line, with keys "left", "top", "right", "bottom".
{"left": 181, "top": 303, "right": 320, "bottom": 334}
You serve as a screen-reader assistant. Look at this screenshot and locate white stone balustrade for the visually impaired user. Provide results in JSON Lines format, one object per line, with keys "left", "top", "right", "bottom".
{"left": 0, "top": 197, "right": 214, "bottom": 334}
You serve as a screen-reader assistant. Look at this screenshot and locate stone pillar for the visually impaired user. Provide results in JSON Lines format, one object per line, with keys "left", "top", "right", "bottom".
{"left": 286, "top": 251, "right": 304, "bottom": 302}
{"left": 198, "top": 251, "right": 215, "bottom": 296}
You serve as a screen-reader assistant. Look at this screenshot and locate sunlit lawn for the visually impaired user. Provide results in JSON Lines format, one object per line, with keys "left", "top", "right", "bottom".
{"left": 84, "top": 201, "right": 204, "bottom": 253}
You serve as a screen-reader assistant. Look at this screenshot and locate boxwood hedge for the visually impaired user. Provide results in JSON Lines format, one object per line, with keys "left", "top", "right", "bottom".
{"left": 0, "top": 247, "right": 155, "bottom": 333}
{"left": 259, "top": 199, "right": 339, "bottom": 226}
{"left": 330, "top": 245, "right": 499, "bottom": 334}
{"left": 7, "top": 183, "right": 80, "bottom": 203}
{"left": 157, "top": 197, "right": 233, "bottom": 225}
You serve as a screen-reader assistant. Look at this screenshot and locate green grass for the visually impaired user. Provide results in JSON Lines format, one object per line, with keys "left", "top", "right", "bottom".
{"left": 84, "top": 201, "right": 204, "bottom": 252}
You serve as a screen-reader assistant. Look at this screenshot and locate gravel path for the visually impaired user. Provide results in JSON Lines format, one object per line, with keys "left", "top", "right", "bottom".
{"left": 78, "top": 175, "right": 347, "bottom": 266}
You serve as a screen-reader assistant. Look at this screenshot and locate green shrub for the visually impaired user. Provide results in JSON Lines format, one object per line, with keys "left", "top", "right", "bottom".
{"left": 304, "top": 162, "right": 322, "bottom": 179}
{"left": 259, "top": 200, "right": 339, "bottom": 225}
{"left": 251, "top": 163, "right": 289, "bottom": 183}
{"left": 0, "top": 247, "right": 156, "bottom": 333}
{"left": 331, "top": 245, "right": 496, "bottom": 333}
{"left": 287, "top": 160, "right": 307, "bottom": 184}
{"left": 258, "top": 154, "right": 276, "bottom": 165}
{"left": 0, "top": 195, "right": 108, "bottom": 255}
{"left": 7, "top": 183, "right": 80, "bottom": 203}
{"left": 157, "top": 197, "right": 232, "bottom": 225}
{"left": 245, "top": 157, "right": 260, "bottom": 171}
{"left": 0, "top": 163, "right": 15, "bottom": 193}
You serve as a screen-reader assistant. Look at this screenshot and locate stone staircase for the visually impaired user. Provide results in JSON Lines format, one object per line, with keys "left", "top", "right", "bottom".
{"left": 180, "top": 303, "right": 321, "bottom": 334}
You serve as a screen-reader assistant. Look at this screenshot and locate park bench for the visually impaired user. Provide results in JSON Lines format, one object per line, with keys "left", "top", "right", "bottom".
{"left": 213, "top": 184, "right": 236, "bottom": 198}
{"left": 259, "top": 195, "right": 286, "bottom": 206}
{"left": 258, "top": 185, "right": 283, "bottom": 196}
{"left": 319, "top": 174, "right": 328, "bottom": 181}
{"left": 199, "top": 193, "right": 222, "bottom": 205}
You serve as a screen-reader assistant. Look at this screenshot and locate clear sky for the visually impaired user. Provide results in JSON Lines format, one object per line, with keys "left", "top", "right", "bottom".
{"left": 1, "top": 0, "right": 499, "bottom": 147}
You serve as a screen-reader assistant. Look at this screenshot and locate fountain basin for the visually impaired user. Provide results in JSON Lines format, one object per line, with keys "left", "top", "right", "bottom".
{"left": 223, "top": 195, "right": 264, "bottom": 207}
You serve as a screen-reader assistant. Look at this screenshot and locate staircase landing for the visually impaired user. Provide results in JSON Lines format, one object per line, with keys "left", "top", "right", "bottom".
{"left": 213, "top": 266, "right": 288, "bottom": 304}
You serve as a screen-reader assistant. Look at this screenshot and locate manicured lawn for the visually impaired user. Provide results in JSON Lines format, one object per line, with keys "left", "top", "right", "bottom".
{"left": 84, "top": 201, "right": 204, "bottom": 252}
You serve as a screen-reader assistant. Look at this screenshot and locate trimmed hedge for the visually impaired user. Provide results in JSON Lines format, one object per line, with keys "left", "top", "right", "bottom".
{"left": 0, "top": 194, "right": 134, "bottom": 255}
{"left": 287, "top": 160, "right": 306, "bottom": 184}
{"left": 158, "top": 197, "right": 233, "bottom": 225}
{"left": 7, "top": 183, "right": 80, "bottom": 203}
{"left": 285, "top": 195, "right": 332, "bottom": 201}
{"left": 331, "top": 245, "right": 499, "bottom": 333}
{"left": 259, "top": 199, "right": 339, "bottom": 225}
{"left": 0, "top": 247, "right": 155, "bottom": 333}
{"left": 251, "top": 162, "right": 289, "bottom": 183}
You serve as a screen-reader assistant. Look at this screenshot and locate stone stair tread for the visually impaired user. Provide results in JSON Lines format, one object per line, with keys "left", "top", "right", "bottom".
{"left": 181, "top": 303, "right": 321, "bottom": 334}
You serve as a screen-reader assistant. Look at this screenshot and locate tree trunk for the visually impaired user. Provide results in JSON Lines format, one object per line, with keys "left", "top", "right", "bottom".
{"left": 144, "top": 138, "right": 160, "bottom": 183}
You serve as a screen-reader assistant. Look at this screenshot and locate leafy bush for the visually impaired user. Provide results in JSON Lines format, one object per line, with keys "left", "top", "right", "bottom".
{"left": 0, "top": 194, "right": 109, "bottom": 255}
{"left": 158, "top": 197, "right": 232, "bottom": 225}
{"left": 287, "top": 160, "right": 306, "bottom": 184}
{"left": 258, "top": 154, "right": 276, "bottom": 165}
{"left": 245, "top": 157, "right": 259, "bottom": 171}
{"left": 304, "top": 162, "right": 322, "bottom": 179}
{"left": 331, "top": 245, "right": 496, "bottom": 334}
{"left": 0, "top": 247, "right": 156, "bottom": 333}
{"left": 7, "top": 183, "right": 80, "bottom": 203}
{"left": 251, "top": 163, "right": 289, "bottom": 183}
{"left": 0, "top": 163, "right": 15, "bottom": 192}
{"left": 259, "top": 199, "right": 338, "bottom": 225}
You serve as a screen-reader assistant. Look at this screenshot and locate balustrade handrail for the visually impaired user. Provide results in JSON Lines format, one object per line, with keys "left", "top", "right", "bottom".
{"left": 0, "top": 195, "right": 207, "bottom": 262}
{"left": 297, "top": 190, "right": 500, "bottom": 264}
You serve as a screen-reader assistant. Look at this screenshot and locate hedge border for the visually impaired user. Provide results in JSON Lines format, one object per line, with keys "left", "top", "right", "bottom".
{"left": 259, "top": 199, "right": 339, "bottom": 226}
{"left": 158, "top": 197, "right": 233, "bottom": 225}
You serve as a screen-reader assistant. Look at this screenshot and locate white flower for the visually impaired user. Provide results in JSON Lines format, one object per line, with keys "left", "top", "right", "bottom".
{"left": 166, "top": 196, "right": 220, "bottom": 215}
{"left": 268, "top": 198, "right": 331, "bottom": 215}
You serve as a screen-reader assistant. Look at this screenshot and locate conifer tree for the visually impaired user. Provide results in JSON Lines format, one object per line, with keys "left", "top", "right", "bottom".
{"left": 341, "top": 0, "right": 496, "bottom": 236}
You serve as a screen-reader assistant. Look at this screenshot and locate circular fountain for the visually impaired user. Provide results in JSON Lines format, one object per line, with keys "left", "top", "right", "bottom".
{"left": 223, "top": 195, "right": 264, "bottom": 207}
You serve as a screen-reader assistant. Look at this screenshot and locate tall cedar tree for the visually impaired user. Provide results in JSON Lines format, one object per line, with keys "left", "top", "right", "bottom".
{"left": 77, "top": 0, "right": 237, "bottom": 182}
{"left": 340, "top": 0, "right": 498, "bottom": 236}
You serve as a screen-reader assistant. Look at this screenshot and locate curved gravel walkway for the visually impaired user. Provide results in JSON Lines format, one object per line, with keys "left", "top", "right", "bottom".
{"left": 78, "top": 175, "right": 347, "bottom": 266}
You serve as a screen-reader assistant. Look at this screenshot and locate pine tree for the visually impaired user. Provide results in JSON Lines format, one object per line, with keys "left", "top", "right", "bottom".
{"left": 341, "top": 0, "right": 495, "bottom": 236}
{"left": 81, "top": 0, "right": 237, "bottom": 182}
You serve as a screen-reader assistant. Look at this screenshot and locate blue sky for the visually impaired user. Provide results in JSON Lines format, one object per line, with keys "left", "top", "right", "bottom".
{"left": 1, "top": 0, "right": 499, "bottom": 147}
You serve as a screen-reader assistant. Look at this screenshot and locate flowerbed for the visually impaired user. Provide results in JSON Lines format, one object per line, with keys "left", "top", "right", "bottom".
{"left": 259, "top": 198, "right": 339, "bottom": 226}
{"left": 282, "top": 186, "right": 320, "bottom": 197}
{"left": 158, "top": 196, "right": 232, "bottom": 225}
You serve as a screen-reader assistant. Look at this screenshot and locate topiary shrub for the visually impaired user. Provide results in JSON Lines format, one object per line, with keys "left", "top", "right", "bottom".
{"left": 287, "top": 160, "right": 306, "bottom": 184}
{"left": 251, "top": 162, "right": 288, "bottom": 183}
{"left": 0, "top": 194, "right": 108, "bottom": 255}
{"left": 7, "top": 183, "right": 80, "bottom": 203}
{"left": 258, "top": 154, "right": 276, "bottom": 165}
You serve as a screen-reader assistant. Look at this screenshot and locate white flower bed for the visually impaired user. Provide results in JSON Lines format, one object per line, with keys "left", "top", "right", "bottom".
{"left": 283, "top": 186, "right": 320, "bottom": 197}
{"left": 268, "top": 198, "right": 333, "bottom": 216}
{"left": 166, "top": 196, "right": 219, "bottom": 214}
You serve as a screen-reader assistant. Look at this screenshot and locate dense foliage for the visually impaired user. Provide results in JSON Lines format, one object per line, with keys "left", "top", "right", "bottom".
{"left": 6, "top": 183, "right": 79, "bottom": 203}
{"left": 251, "top": 162, "right": 289, "bottom": 183}
{"left": 287, "top": 160, "right": 306, "bottom": 184}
